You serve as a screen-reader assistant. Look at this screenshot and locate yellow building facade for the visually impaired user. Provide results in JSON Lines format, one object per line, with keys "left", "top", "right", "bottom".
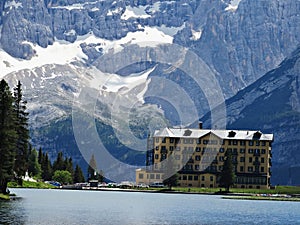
{"left": 136, "top": 125, "right": 273, "bottom": 189}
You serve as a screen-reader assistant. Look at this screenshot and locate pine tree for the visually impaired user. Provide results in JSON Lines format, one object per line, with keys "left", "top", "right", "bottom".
{"left": 219, "top": 151, "right": 235, "bottom": 192}
{"left": 87, "top": 154, "right": 97, "bottom": 181}
{"left": 38, "top": 148, "right": 43, "bottom": 165}
{"left": 65, "top": 157, "right": 74, "bottom": 183}
{"left": 0, "top": 79, "right": 17, "bottom": 194}
{"left": 41, "top": 152, "right": 52, "bottom": 181}
{"left": 53, "top": 152, "right": 65, "bottom": 172}
{"left": 74, "top": 164, "right": 85, "bottom": 183}
{"left": 87, "top": 154, "right": 104, "bottom": 182}
{"left": 28, "top": 148, "right": 42, "bottom": 178}
{"left": 13, "top": 81, "right": 29, "bottom": 185}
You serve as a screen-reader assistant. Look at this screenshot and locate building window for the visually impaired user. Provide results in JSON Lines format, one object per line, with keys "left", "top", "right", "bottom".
{"left": 162, "top": 138, "right": 166, "bottom": 143}
{"left": 195, "top": 155, "right": 201, "bottom": 161}
{"left": 261, "top": 149, "right": 266, "bottom": 154}
{"left": 203, "top": 140, "right": 208, "bottom": 145}
{"left": 175, "top": 155, "right": 180, "bottom": 160}
{"left": 189, "top": 139, "right": 194, "bottom": 144}
{"left": 170, "top": 138, "right": 174, "bottom": 143}
{"left": 155, "top": 154, "right": 159, "bottom": 159}
{"left": 240, "top": 166, "right": 244, "bottom": 172}
{"left": 248, "top": 167, "right": 253, "bottom": 172}
{"left": 139, "top": 174, "right": 144, "bottom": 179}
{"left": 249, "top": 157, "right": 253, "bottom": 163}
{"left": 233, "top": 140, "right": 238, "bottom": 145}
{"left": 261, "top": 141, "right": 266, "bottom": 146}
{"left": 219, "top": 139, "right": 225, "bottom": 145}
{"left": 150, "top": 174, "right": 155, "bottom": 179}
{"left": 248, "top": 149, "right": 253, "bottom": 154}
{"left": 197, "top": 138, "right": 201, "bottom": 144}
{"left": 176, "top": 146, "right": 181, "bottom": 151}
{"left": 210, "top": 184, "right": 213, "bottom": 188}
{"left": 261, "top": 158, "right": 265, "bottom": 163}
{"left": 219, "top": 148, "right": 225, "bottom": 153}
{"left": 240, "top": 148, "right": 245, "bottom": 153}
{"left": 155, "top": 138, "right": 159, "bottom": 143}
{"left": 156, "top": 174, "right": 160, "bottom": 179}
{"left": 256, "top": 141, "right": 260, "bottom": 146}
{"left": 249, "top": 141, "right": 254, "bottom": 146}
{"left": 240, "top": 157, "right": 245, "bottom": 162}
{"left": 155, "top": 146, "right": 159, "bottom": 150}
{"left": 195, "top": 147, "right": 201, "bottom": 152}
{"left": 228, "top": 140, "right": 232, "bottom": 145}
{"left": 219, "top": 166, "right": 223, "bottom": 171}
{"left": 219, "top": 156, "right": 224, "bottom": 162}
{"left": 201, "top": 176, "right": 205, "bottom": 181}
{"left": 194, "top": 176, "right": 199, "bottom": 181}
{"left": 183, "top": 175, "right": 187, "bottom": 180}
{"left": 188, "top": 176, "right": 193, "bottom": 181}
{"left": 170, "top": 146, "right": 174, "bottom": 151}
{"left": 240, "top": 140, "right": 245, "bottom": 146}
{"left": 210, "top": 176, "right": 213, "bottom": 181}
{"left": 261, "top": 167, "right": 265, "bottom": 172}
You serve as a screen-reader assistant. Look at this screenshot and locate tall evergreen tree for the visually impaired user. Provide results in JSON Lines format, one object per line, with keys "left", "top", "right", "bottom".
{"left": 74, "top": 164, "right": 85, "bottom": 183}
{"left": 219, "top": 151, "right": 235, "bottom": 192}
{"left": 28, "top": 148, "right": 42, "bottom": 178}
{"left": 65, "top": 157, "right": 74, "bottom": 182}
{"left": 53, "top": 152, "right": 65, "bottom": 172}
{"left": 87, "top": 154, "right": 104, "bottom": 182}
{"left": 0, "top": 79, "right": 16, "bottom": 194}
{"left": 87, "top": 154, "right": 97, "bottom": 181}
{"left": 41, "top": 152, "right": 52, "bottom": 181}
{"left": 13, "top": 81, "right": 29, "bottom": 185}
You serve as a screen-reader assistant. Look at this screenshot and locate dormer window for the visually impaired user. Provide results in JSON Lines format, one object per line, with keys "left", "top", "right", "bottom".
{"left": 228, "top": 131, "right": 236, "bottom": 138}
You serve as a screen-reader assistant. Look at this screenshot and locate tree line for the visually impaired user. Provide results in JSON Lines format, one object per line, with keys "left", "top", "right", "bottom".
{"left": 0, "top": 79, "right": 89, "bottom": 194}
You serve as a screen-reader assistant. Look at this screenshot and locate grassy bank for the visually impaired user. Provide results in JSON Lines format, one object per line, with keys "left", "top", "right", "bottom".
{"left": 171, "top": 186, "right": 300, "bottom": 195}
{"left": 223, "top": 196, "right": 300, "bottom": 202}
{"left": 0, "top": 193, "right": 10, "bottom": 200}
{"left": 8, "top": 180, "right": 57, "bottom": 189}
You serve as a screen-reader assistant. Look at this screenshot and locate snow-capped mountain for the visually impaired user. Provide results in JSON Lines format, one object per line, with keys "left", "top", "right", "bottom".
{"left": 0, "top": 0, "right": 300, "bottom": 182}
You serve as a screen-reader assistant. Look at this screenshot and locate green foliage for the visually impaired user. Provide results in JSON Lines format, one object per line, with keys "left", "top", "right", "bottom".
{"left": 52, "top": 170, "right": 73, "bottom": 185}
{"left": 27, "top": 148, "right": 42, "bottom": 178}
{"left": 74, "top": 164, "right": 85, "bottom": 183}
{"left": 87, "top": 154, "right": 104, "bottom": 182}
{"left": 13, "top": 81, "right": 29, "bottom": 185}
{"left": 40, "top": 152, "right": 52, "bottom": 181}
{"left": 8, "top": 180, "right": 56, "bottom": 189}
{"left": 0, "top": 79, "right": 17, "bottom": 194}
{"left": 219, "top": 151, "right": 235, "bottom": 192}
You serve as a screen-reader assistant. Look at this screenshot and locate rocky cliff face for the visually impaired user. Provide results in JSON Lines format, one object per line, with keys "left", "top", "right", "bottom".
{"left": 1, "top": 0, "right": 300, "bottom": 95}
{"left": 201, "top": 46, "right": 300, "bottom": 185}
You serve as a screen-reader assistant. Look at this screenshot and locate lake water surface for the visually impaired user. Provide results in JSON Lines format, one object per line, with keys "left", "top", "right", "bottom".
{"left": 1, "top": 188, "right": 300, "bottom": 224}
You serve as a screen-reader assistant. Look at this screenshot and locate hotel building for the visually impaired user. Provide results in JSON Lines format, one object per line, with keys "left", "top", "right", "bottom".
{"left": 136, "top": 124, "right": 273, "bottom": 189}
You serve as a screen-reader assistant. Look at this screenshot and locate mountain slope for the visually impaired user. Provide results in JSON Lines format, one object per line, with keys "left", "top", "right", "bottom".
{"left": 201, "top": 46, "right": 300, "bottom": 185}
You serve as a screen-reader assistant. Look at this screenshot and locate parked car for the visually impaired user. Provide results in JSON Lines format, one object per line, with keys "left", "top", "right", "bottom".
{"left": 149, "top": 182, "right": 164, "bottom": 188}
{"left": 137, "top": 183, "right": 149, "bottom": 188}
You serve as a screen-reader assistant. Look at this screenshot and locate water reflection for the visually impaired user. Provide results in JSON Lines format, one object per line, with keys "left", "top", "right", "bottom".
{"left": 0, "top": 198, "right": 27, "bottom": 225}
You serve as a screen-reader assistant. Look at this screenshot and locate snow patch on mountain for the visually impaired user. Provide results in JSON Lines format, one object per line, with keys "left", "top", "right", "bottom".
{"left": 225, "top": 0, "right": 242, "bottom": 12}
{"left": 121, "top": 6, "right": 151, "bottom": 20}
{"left": 0, "top": 26, "right": 175, "bottom": 78}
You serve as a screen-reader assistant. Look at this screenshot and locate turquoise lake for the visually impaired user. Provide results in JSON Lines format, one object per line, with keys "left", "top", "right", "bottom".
{"left": 1, "top": 189, "right": 300, "bottom": 224}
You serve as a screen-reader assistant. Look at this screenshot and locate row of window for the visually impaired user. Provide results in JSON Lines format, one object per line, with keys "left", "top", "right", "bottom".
{"left": 179, "top": 175, "right": 214, "bottom": 182}
{"left": 155, "top": 137, "right": 267, "bottom": 146}
{"left": 155, "top": 145, "right": 269, "bottom": 156}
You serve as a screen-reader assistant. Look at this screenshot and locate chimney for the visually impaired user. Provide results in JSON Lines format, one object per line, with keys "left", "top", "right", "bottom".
{"left": 198, "top": 120, "right": 203, "bottom": 129}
